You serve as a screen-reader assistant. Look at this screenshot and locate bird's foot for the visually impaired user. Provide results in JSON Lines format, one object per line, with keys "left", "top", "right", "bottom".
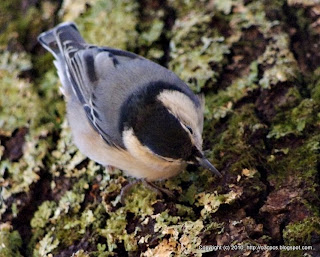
{"left": 105, "top": 165, "right": 117, "bottom": 173}
{"left": 142, "top": 180, "right": 175, "bottom": 199}
{"left": 120, "top": 179, "right": 174, "bottom": 204}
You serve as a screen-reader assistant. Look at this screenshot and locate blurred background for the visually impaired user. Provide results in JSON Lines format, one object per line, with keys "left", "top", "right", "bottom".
{"left": 0, "top": 0, "right": 320, "bottom": 256}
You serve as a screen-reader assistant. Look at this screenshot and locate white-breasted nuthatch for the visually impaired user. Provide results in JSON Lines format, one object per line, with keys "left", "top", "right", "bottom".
{"left": 38, "top": 22, "right": 221, "bottom": 181}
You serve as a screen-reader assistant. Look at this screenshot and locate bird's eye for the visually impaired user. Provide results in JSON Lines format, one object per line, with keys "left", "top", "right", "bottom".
{"left": 185, "top": 125, "right": 193, "bottom": 134}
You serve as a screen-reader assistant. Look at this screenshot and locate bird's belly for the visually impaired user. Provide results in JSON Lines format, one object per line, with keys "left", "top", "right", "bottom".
{"left": 66, "top": 98, "right": 183, "bottom": 181}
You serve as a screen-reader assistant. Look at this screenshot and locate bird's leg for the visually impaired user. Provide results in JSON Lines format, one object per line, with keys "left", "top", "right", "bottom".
{"left": 120, "top": 179, "right": 143, "bottom": 204}
{"left": 120, "top": 179, "right": 174, "bottom": 204}
{"left": 142, "top": 180, "right": 175, "bottom": 199}
{"left": 105, "top": 165, "right": 117, "bottom": 173}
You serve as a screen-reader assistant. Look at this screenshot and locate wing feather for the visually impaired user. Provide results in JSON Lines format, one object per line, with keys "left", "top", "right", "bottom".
{"left": 56, "top": 33, "right": 140, "bottom": 147}
{"left": 43, "top": 23, "right": 198, "bottom": 149}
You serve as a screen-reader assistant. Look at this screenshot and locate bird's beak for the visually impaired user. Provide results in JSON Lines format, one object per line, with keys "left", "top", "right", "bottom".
{"left": 196, "top": 156, "right": 222, "bottom": 177}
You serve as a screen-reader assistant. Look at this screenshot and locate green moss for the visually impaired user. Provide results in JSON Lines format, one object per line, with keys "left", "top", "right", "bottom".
{"left": 139, "top": 19, "right": 164, "bottom": 48}
{"left": 0, "top": 0, "right": 21, "bottom": 36}
{"left": 213, "top": 0, "right": 236, "bottom": 15}
{"left": 282, "top": 217, "right": 320, "bottom": 256}
{"left": 287, "top": 1, "right": 317, "bottom": 38}
{"left": 308, "top": 67, "right": 320, "bottom": 102}
{"left": 30, "top": 201, "right": 107, "bottom": 255}
{"left": 94, "top": 244, "right": 115, "bottom": 257}
{"left": 204, "top": 61, "right": 259, "bottom": 120}
{"left": 0, "top": 223, "right": 22, "bottom": 257}
{"left": 180, "top": 184, "right": 197, "bottom": 205}
{"left": 33, "top": 232, "right": 60, "bottom": 257}
{"left": 0, "top": 131, "right": 50, "bottom": 216}
{"left": 31, "top": 201, "right": 103, "bottom": 255}
{"left": 208, "top": 104, "right": 266, "bottom": 173}
{"left": 75, "top": 0, "right": 139, "bottom": 50}
{"left": 278, "top": 87, "right": 303, "bottom": 110}
{"left": 122, "top": 183, "right": 158, "bottom": 215}
{"left": 224, "top": 1, "right": 300, "bottom": 89}
{"left": 195, "top": 189, "right": 242, "bottom": 218}
{"left": 100, "top": 209, "right": 136, "bottom": 252}
{"left": 231, "top": 1, "right": 278, "bottom": 34}
{"left": 0, "top": 59, "right": 35, "bottom": 132}
{"left": 145, "top": 211, "right": 223, "bottom": 256}
{"left": 99, "top": 183, "right": 158, "bottom": 251}
{"left": 268, "top": 133, "right": 320, "bottom": 190}
{"left": 175, "top": 204, "right": 196, "bottom": 220}
{"left": 258, "top": 34, "right": 299, "bottom": 88}
{"left": 70, "top": 250, "right": 90, "bottom": 257}
{"left": 34, "top": 70, "right": 65, "bottom": 131}
{"left": 54, "top": 215, "right": 84, "bottom": 248}
{"left": 139, "top": 19, "right": 164, "bottom": 60}
{"left": 169, "top": 11, "right": 230, "bottom": 91}
{"left": 50, "top": 120, "right": 86, "bottom": 178}
{"left": 0, "top": 1, "right": 24, "bottom": 49}
{"left": 167, "top": 0, "right": 209, "bottom": 17}
{"left": 287, "top": 0, "right": 319, "bottom": 7}
{"left": 30, "top": 175, "right": 99, "bottom": 253}
{"left": 98, "top": 177, "right": 225, "bottom": 254}
{"left": 91, "top": 204, "right": 108, "bottom": 231}
{"left": 53, "top": 181, "right": 87, "bottom": 216}
{"left": 0, "top": 3, "right": 56, "bottom": 50}
{"left": 2, "top": 0, "right": 319, "bottom": 255}
{"left": 31, "top": 201, "right": 57, "bottom": 229}
{"left": 268, "top": 98, "right": 319, "bottom": 139}
{"left": 0, "top": 49, "right": 65, "bottom": 219}
{"left": 165, "top": 168, "right": 222, "bottom": 205}
{"left": 136, "top": 3, "right": 166, "bottom": 61}
{"left": 0, "top": 50, "right": 32, "bottom": 72}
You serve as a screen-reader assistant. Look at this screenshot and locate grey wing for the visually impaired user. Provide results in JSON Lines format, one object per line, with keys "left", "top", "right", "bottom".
{"left": 84, "top": 48, "right": 198, "bottom": 149}
{"left": 56, "top": 47, "right": 189, "bottom": 148}
{"left": 59, "top": 44, "right": 143, "bottom": 148}
{"left": 38, "top": 23, "right": 128, "bottom": 147}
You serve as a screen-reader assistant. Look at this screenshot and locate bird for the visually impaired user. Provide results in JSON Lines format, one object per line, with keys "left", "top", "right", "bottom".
{"left": 38, "top": 22, "right": 221, "bottom": 182}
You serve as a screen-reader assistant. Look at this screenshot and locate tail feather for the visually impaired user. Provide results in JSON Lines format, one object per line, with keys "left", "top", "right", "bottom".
{"left": 55, "top": 22, "right": 85, "bottom": 45}
{"left": 38, "top": 22, "right": 84, "bottom": 58}
{"left": 37, "top": 22, "right": 85, "bottom": 98}
{"left": 38, "top": 29, "right": 60, "bottom": 59}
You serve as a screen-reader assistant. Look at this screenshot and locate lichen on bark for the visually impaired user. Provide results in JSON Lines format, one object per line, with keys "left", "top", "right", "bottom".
{"left": 0, "top": 0, "right": 320, "bottom": 256}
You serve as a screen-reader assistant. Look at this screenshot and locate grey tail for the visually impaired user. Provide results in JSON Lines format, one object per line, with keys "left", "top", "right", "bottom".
{"left": 37, "top": 22, "right": 87, "bottom": 97}
{"left": 37, "top": 22, "right": 85, "bottom": 60}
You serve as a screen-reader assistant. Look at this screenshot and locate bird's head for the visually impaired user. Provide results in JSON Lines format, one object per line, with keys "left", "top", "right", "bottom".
{"left": 119, "top": 81, "right": 221, "bottom": 177}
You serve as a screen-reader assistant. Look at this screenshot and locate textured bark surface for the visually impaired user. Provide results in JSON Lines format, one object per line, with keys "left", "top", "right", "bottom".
{"left": 0, "top": 0, "right": 320, "bottom": 256}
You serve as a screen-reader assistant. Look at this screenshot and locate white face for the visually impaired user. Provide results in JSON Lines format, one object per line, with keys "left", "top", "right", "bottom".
{"left": 157, "top": 90, "right": 204, "bottom": 150}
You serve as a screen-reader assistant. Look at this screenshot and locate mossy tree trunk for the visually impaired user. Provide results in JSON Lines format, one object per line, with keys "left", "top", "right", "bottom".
{"left": 0, "top": 0, "right": 320, "bottom": 257}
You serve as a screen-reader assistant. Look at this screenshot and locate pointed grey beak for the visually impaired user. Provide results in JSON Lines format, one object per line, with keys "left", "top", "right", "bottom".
{"left": 196, "top": 157, "right": 222, "bottom": 177}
